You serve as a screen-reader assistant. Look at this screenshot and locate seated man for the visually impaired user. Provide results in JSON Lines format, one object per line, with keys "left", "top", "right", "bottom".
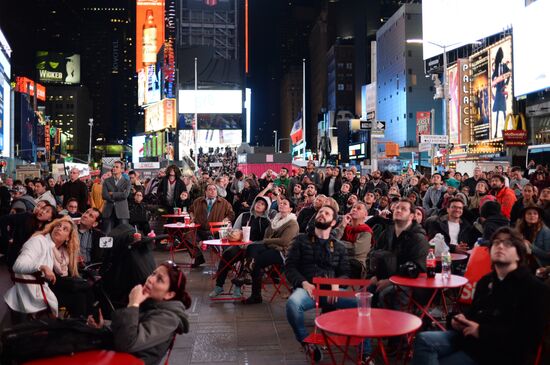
{"left": 77, "top": 208, "right": 105, "bottom": 266}
{"left": 332, "top": 201, "right": 373, "bottom": 278}
{"left": 425, "top": 197, "right": 479, "bottom": 253}
{"left": 412, "top": 227, "right": 550, "bottom": 365}
{"left": 285, "top": 205, "right": 355, "bottom": 361}
{"left": 368, "top": 199, "right": 429, "bottom": 309}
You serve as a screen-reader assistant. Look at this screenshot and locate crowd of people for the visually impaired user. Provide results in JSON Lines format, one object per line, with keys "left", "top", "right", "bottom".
{"left": 1, "top": 159, "right": 549, "bottom": 364}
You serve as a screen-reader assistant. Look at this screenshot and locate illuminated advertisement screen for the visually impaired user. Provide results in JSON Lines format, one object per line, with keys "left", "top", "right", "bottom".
{"left": 179, "top": 113, "right": 242, "bottom": 130}
{"left": 178, "top": 129, "right": 242, "bottom": 159}
{"left": 136, "top": 0, "right": 165, "bottom": 72}
{"left": 187, "top": 0, "right": 233, "bottom": 10}
{"left": 447, "top": 64, "right": 460, "bottom": 144}
{"left": 514, "top": 0, "right": 550, "bottom": 96}
{"left": 0, "top": 29, "right": 10, "bottom": 155}
{"left": 178, "top": 90, "right": 242, "bottom": 114}
{"left": 138, "top": 64, "right": 161, "bottom": 106}
{"left": 422, "top": 0, "right": 523, "bottom": 59}
{"left": 470, "top": 51, "right": 490, "bottom": 141}
{"left": 144, "top": 98, "right": 177, "bottom": 132}
{"left": 36, "top": 51, "right": 80, "bottom": 84}
{"left": 489, "top": 38, "right": 513, "bottom": 139}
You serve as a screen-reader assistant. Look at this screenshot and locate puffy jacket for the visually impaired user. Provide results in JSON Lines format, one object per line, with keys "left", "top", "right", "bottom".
{"left": 494, "top": 187, "right": 517, "bottom": 219}
{"left": 372, "top": 221, "right": 430, "bottom": 275}
{"left": 233, "top": 196, "right": 271, "bottom": 242}
{"left": 285, "top": 233, "right": 350, "bottom": 288}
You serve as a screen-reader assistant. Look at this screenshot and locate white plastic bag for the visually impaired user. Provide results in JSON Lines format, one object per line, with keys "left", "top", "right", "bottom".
{"left": 429, "top": 233, "right": 448, "bottom": 257}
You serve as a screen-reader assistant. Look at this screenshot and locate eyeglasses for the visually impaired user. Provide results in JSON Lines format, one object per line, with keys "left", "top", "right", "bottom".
{"left": 163, "top": 260, "right": 183, "bottom": 289}
{"left": 492, "top": 239, "right": 514, "bottom": 248}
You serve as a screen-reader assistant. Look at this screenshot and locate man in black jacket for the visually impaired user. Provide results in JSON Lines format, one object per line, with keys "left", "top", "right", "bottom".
{"left": 285, "top": 205, "right": 352, "bottom": 359}
{"left": 77, "top": 208, "right": 105, "bottom": 265}
{"left": 369, "top": 199, "right": 429, "bottom": 309}
{"left": 412, "top": 227, "right": 550, "bottom": 365}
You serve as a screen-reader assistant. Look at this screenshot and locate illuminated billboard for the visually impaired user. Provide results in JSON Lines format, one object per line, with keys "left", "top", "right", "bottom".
{"left": 179, "top": 113, "right": 242, "bottom": 130}
{"left": 178, "top": 90, "right": 243, "bottom": 114}
{"left": 138, "top": 64, "right": 161, "bottom": 106}
{"left": 514, "top": 0, "right": 550, "bottom": 96}
{"left": 178, "top": 129, "right": 242, "bottom": 159}
{"left": 447, "top": 64, "right": 460, "bottom": 144}
{"left": 0, "top": 35, "right": 9, "bottom": 154}
{"left": 136, "top": 0, "right": 165, "bottom": 72}
{"left": 36, "top": 51, "right": 80, "bottom": 84}
{"left": 15, "top": 77, "right": 46, "bottom": 102}
{"left": 489, "top": 38, "right": 513, "bottom": 139}
{"left": 144, "top": 98, "right": 177, "bottom": 132}
{"left": 470, "top": 51, "right": 490, "bottom": 141}
{"left": 422, "top": 0, "right": 523, "bottom": 59}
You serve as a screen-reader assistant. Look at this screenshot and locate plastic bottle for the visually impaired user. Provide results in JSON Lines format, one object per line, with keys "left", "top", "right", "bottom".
{"left": 427, "top": 248, "right": 436, "bottom": 278}
{"left": 441, "top": 249, "right": 452, "bottom": 279}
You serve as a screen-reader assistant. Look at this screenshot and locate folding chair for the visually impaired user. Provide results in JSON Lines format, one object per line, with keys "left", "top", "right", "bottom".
{"left": 302, "top": 277, "right": 371, "bottom": 364}
{"left": 263, "top": 264, "right": 292, "bottom": 303}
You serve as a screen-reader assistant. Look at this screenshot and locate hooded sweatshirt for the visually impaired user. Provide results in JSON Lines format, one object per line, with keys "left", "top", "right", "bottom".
{"left": 233, "top": 196, "right": 271, "bottom": 242}
{"left": 111, "top": 300, "right": 190, "bottom": 365}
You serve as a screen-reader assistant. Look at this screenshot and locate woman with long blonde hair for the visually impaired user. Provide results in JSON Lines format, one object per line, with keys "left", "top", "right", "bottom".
{"left": 4, "top": 216, "right": 80, "bottom": 320}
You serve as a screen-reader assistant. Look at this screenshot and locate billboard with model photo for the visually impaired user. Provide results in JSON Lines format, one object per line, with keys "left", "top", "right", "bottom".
{"left": 489, "top": 38, "right": 513, "bottom": 139}
{"left": 36, "top": 51, "right": 80, "bottom": 84}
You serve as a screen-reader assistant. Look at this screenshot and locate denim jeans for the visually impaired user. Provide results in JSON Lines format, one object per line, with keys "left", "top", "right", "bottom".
{"left": 411, "top": 331, "right": 478, "bottom": 365}
{"left": 286, "top": 288, "right": 372, "bottom": 353}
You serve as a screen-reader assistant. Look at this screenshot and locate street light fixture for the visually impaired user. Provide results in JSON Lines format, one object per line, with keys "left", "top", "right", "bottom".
{"left": 406, "top": 38, "right": 481, "bottom": 170}
{"left": 88, "top": 118, "right": 94, "bottom": 164}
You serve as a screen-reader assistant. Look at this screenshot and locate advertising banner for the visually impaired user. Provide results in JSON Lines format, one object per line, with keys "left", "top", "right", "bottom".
{"left": 136, "top": 0, "right": 165, "bottom": 72}
{"left": 36, "top": 51, "right": 80, "bottom": 84}
{"left": 144, "top": 98, "right": 177, "bottom": 132}
{"left": 457, "top": 58, "right": 472, "bottom": 143}
{"left": 470, "top": 51, "right": 490, "bottom": 141}
{"left": 447, "top": 64, "right": 460, "bottom": 144}
{"left": 15, "top": 77, "right": 46, "bottom": 101}
{"left": 416, "top": 111, "right": 431, "bottom": 143}
{"left": 178, "top": 90, "right": 243, "bottom": 114}
{"left": 502, "top": 113, "right": 527, "bottom": 146}
{"left": 489, "top": 37, "right": 513, "bottom": 140}
{"left": 178, "top": 129, "right": 242, "bottom": 159}
{"left": 19, "top": 94, "right": 35, "bottom": 162}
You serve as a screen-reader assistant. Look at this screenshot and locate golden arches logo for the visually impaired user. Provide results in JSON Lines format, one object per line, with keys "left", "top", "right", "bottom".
{"left": 504, "top": 113, "right": 526, "bottom": 131}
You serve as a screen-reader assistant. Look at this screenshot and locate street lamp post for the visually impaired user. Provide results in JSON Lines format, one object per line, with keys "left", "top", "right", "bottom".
{"left": 273, "top": 130, "right": 278, "bottom": 153}
{"left": 88, "top": 118, "right": 94, "bottom": 164}
{"left": 406, "top": 39, "right": 481, "bottom": 171}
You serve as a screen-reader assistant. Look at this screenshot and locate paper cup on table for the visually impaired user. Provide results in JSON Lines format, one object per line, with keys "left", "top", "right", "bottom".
{"left": 355, "top": 292, "right": 373, "bottom": 316}
{"left": 242, "top": 226, "right": 251, "bottom": 242}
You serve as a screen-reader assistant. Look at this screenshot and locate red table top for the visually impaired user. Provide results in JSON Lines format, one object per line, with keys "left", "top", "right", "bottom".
{"left": 162, "top": 214, "right": 190, "bottom": 218}
{"left": 436, "top": 253, "right": 469, "bottom": 261}
{"left": 164, "top": 223, "right": 200, "bottom": 229}
{"left": 390, "top": 273, "right": 468, "bottom": 289}
{"left": 315, "top": 308, "right": 422, "bottom": 338}
{"left": 23, "top": 350, "right": 144, "bottom": 365}
{"left": 202, "top": 239, "right": 252, "bottom": 247}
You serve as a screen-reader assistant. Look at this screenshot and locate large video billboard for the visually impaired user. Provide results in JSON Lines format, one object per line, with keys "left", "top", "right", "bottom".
{"left": 0, "top": 29, "right": 10, "bottom": 155}
{"left": 178, "top": 129, "right": 242, "bottom": 159}
{"left": 447, "top": 63, "right": 460, "bottom": 144}
{"left": 138, "top": 64, "right": 161, "bottom": 106}
{"left": 178, "top": 90, "right": 243, "bottom": 114}
{"left": 36, "top": 51, "right": 80, "bottom": 84}
{"left": 489, "top": 38, "right": 513, "bottom": 139}
{"left": 144, "top": 98, "right": 177, "bottom": 132}
{"left": 422, "top": 0, "right": 523, "bottom": 60}
{"left": 513, "top": 0, "right": 550, "bottom": 96}
{"left": 470, "top": 51, "right": 490, "bottom": 141}
{"left": 136, "top": 0, "right": 165, "bottom": 72}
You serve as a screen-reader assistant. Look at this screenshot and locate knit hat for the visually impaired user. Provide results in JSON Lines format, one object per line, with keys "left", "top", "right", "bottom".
{"left": 446, "top": 178, "right": 460, "bottom": 189}
{"left": 480, "top": 200, "right": 502, "bottom": 218}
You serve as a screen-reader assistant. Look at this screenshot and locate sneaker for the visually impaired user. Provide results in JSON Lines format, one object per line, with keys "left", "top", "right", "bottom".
{"left": 302, "top": 343, "right": 323, "bottom": 363}
{"left": 232, "top": 286, "right": 242, "bottom": 298}
{"left": 209, "top": 286, "right": 224, "bottom": 298}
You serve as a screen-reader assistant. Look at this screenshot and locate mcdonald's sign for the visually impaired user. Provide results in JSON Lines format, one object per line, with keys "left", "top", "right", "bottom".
{"left": 502, "top": 113, "right": 527, "bottom": 146}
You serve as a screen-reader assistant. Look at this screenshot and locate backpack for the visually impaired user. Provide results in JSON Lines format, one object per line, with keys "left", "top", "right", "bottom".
{"left": 1, "top": 318, "right": 113, "bottom": 364}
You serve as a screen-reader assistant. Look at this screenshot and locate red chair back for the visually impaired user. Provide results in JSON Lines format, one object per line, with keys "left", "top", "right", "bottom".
{"left": 458, "top": 246, "right": 492, "bottom": 305}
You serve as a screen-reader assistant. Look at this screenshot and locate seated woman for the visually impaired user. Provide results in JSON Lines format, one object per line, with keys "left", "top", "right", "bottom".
{"left": 0, "top": 200, "right": 57, "bottom": 269}
{"left": 129, "top": 190, "right": 151, "bottom": 234}
{"left": 87, "top": 261, "right": 191, "bottom": 365}
{"left": 516, "top": 206, "right": 550, "bottom": 268}
{"left": 4, "top": 216, "right": 80, "bottom": 320}
{"left": 234, "top": 197, "right": 299, "bottom": 304}
{"left": 209, "top": 196, "right": 271, "bottom": 298}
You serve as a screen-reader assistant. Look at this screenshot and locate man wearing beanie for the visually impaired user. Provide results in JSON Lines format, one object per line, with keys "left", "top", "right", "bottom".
{"left": 475, "top": 201, "right": 509, "bottom": 244}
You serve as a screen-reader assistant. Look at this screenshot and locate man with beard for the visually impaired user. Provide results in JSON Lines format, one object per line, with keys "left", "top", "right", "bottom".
{"left": 333, "top": 182, "right": 352, "bottom": 215}
{"left": 289, "top": 183, "right": 304, "bottom": 208}
{"left": 285, "top": 205, "right": 353, "bottom": 362}
{"left": 344, "top": 194, "right": 358, "bottom": 214}
{"left": 463, "top": 167, "right": 487, "bottom": 197}
{"left": 366, "top": 170, "right": 388, "bottom": 196}
{"left": 412, "top": 227, "right": 550, "bottom": 365}
{"left": 297, "top": 194, "right": 325, "bottom": 233}
{"left": 490, "top": 175, "right": 516, "bottom": 219}
{"left": 304, "top": 161, "right": 321, "bottom": 187}
{"left": 296, "top": 183, "right": 317, "bottom": 213}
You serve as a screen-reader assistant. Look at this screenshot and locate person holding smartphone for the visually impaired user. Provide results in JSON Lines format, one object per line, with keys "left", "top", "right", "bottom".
{"left": 411, "top": 227, "right": 550, "bottom": 365}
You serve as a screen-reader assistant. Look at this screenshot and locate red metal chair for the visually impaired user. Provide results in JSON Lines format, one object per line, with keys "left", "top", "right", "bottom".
{"left": 262, "top": 264, "right": 292, "bottom": 303}
{"left": 302, "top": 277, "right": 371, "bottom": 364}
{"left": 22, "top": 350, "right": 144, "bottom": 365}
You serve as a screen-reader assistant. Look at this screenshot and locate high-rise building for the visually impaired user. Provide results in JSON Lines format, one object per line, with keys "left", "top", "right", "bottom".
{"left": 327, "top": 41, "right": 355, "bottom": 114}
{"left": 376, "top": 3, "right": 442, "bottom": 148}
{"left": 280, "top": 66, "right": 303, "bottom": 152}
{"left": 81, "top": 1, "right": 138, "bottom": 146}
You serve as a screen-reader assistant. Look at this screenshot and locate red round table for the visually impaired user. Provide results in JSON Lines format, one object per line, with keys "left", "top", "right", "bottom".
{"left": 315, "top": 308, "right": 422, "bottom": 365}
{"left": 164, "top": 223, "right": 200, "bottom": 266}
{"left": 162, "top": 213, "right": 190, "bottom": 223}
{"left": 23, "top": 350, "right": 143, "bottom": 365}
{"left": 390, "top": 274, "right": 468, "bottom": 331}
